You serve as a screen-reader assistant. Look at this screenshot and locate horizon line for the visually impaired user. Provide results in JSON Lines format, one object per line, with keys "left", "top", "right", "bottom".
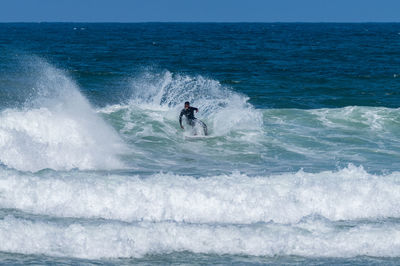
{"left": 1, "top": 21, "right": 400, "bottom": 24}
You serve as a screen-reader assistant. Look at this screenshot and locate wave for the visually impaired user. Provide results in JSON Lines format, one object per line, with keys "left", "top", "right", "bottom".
{"left": 1, "top": 165, "right": 399, "bottom": 224}
{"left": 102, "top": 70, "right": 263, "bottom": 136}
{"left": 0, "top": 214, "right": 399, "bottom": 259}
{"left": 1, "top": 64, "right": 399, "bottom": 174}
{"left": 0, "top": 59, "right": 125, "bottom": 172}
{"left": 97, "top": 69, "right": 400, "bottom": 174}
{"left": 0, "top": 64, "right": 400, "bottom": 260}
{"left": 102, "top": 70, "right": 400, "bottom": 141}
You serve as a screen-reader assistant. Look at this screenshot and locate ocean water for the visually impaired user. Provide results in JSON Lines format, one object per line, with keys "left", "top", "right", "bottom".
{"left": 0, "top": 23, "right": 400, "bottom": 265}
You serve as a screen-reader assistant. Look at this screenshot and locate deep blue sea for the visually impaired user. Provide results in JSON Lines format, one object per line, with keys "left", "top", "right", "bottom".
{"left": 0, "top": 23, "right": 400, "bottom": 265}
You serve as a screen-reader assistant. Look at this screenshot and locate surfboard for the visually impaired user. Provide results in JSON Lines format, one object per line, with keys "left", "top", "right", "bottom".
{"left": 184, "top": 135, "right": 210, "bottom": 140}
{"left": 192, "top": 119, "right": 208, "bottom": 136}
{"left": 182, "top": 119, "right": 208, "bottom": 138}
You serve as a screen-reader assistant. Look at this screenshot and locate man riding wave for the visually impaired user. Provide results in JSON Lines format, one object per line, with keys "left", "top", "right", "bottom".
{"left": 179, "top": 101, "right": 208, "bottom": 135}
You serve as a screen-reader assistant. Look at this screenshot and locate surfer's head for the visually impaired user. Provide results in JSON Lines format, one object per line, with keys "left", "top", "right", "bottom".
{"left": 184, "top": 101, "right": 190, "bottom": 109}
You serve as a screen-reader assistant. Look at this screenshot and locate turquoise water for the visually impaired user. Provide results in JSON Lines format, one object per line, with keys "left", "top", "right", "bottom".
{"left": 0, "top": 23, "right": 400, "bottom": 264}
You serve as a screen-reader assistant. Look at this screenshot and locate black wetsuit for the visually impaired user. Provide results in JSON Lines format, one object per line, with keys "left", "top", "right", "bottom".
{"left": 179, "top": 106, "right": 198, "bottom": 127}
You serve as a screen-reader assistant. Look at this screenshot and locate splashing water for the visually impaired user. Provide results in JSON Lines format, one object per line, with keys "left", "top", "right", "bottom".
{"left": 1, "top": 61, "right": 400, "bottom": 263}
{"left": 0, "top": 59, "right": 125, "bottom": 172}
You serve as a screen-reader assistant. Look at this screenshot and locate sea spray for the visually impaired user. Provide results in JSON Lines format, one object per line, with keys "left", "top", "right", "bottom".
{"left": 0, "top": 60, "right": 125, "bottom": 172}
{"left": 126, "top": 70, "right": 263, "bottom": 135}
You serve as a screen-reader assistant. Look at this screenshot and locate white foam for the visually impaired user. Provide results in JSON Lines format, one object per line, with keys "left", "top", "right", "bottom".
{"left": 0, "top": 215, "right": 399, "bottom": 259}
{"left": 0, "top": 61, "right": 125, "bottom": 172}
{"left": 1, "top": 165, "right": 399, "bottom": 224}
{"left": 107, "top": 70, "right": 263, "bottom": 136}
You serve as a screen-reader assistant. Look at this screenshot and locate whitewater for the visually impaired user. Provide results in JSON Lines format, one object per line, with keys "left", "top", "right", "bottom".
{"left": 1, "top": 23, "right": 400, "bottom": 264}
{"left": 0, "top": 59, "right": 399, "bottom": 262}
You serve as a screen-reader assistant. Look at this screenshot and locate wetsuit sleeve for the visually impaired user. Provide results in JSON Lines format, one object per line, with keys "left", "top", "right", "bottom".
{"left": 179, "top": 110, "right": 184, "bottom": 126}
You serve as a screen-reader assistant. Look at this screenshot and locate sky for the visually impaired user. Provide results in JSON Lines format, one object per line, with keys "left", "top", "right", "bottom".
{"left": 1, "top": 0, "right": 400, "bottom": 23}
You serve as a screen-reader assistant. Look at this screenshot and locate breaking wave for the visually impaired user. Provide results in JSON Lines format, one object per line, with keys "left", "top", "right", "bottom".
{"left": 0, "top": 60, "right": 124, "bottom": 172}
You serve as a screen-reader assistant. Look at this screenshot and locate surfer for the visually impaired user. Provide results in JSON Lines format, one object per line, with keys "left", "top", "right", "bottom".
{"left": 179, "top": 101, "right": 198, "bottom": 129}
{"left": 179, "top": 101, "right": 208, "bottom": 135}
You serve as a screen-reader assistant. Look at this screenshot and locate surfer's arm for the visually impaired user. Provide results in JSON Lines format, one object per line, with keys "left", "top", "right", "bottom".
{"left": 179, "top": 111, "right": 184, "bottom": 129}
{"left": 193, "top": 107, "right": 199, "bottom": 113}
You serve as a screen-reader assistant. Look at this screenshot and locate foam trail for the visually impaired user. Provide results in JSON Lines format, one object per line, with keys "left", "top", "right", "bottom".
{"left": 0, "top": 60, "right": 125, "bottom": 172}
{"left": 1, "top": 165, "right": 399, "bottom": 224}
{"left": 0, "top": 215, "right": 399, "bottom": 259}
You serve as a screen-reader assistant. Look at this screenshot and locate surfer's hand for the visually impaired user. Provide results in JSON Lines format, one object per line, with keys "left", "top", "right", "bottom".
{"left": 181, "top": 125, "right": 184, "bottom": 129}
{"left": 196, "top": 109, "right": 198, "bottom": 113}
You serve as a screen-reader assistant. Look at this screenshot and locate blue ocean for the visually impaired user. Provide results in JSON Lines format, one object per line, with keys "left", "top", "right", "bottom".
{"left": 0, "top": 23, "right": 400, "bottom": 265}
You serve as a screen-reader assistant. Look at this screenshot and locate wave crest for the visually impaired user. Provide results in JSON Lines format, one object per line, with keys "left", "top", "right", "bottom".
{"left": 0, "top": 60, "right": 125, "bottom": 172}
{"left": 1, "top": 165, "right": 399, "bottom": 224}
